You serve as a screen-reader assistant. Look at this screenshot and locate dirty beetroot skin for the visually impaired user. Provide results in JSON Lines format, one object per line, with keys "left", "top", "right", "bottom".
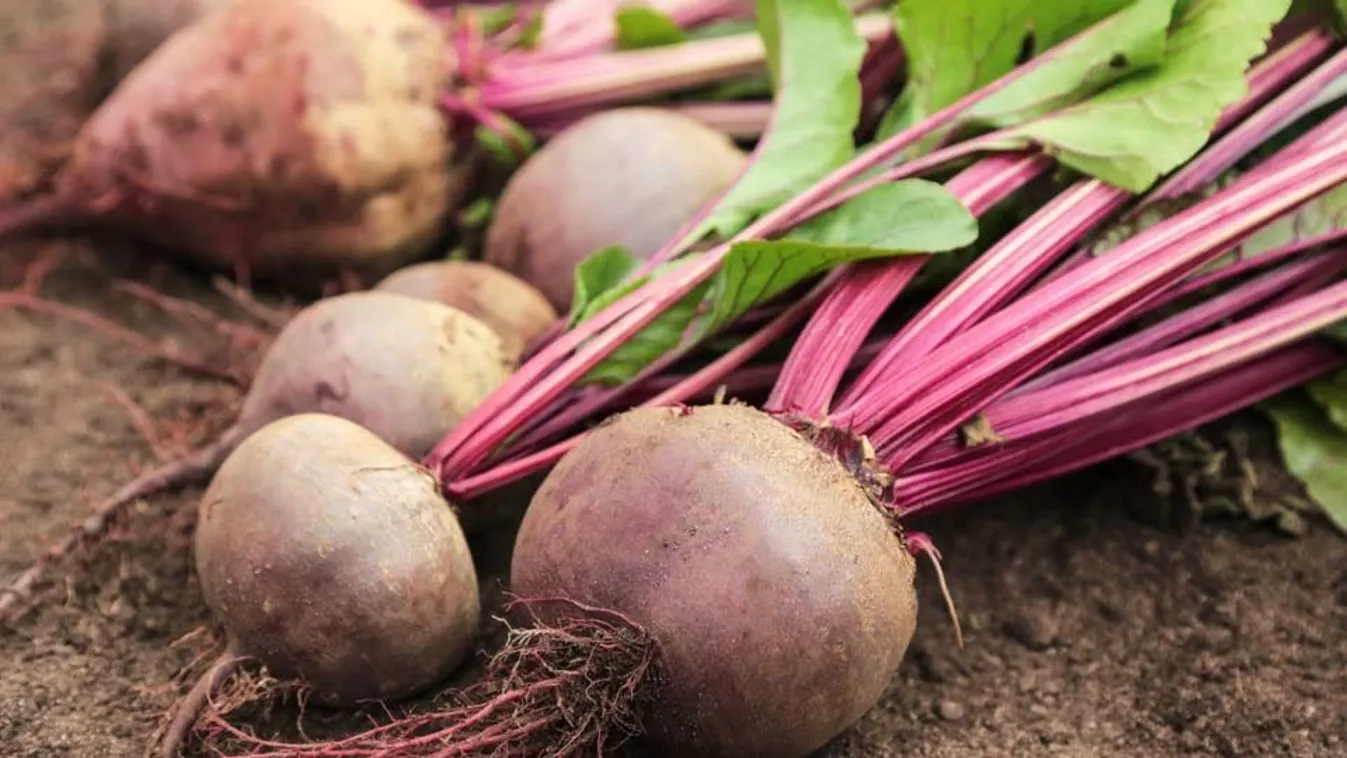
{"left": 0, "top": 0, "right": 461, "bottom": 285}
{"left": 153, "top": 412, "right": 481, "bottom": 757}
{"left": 510, "top": 403, "right": 919, "bottom": 757}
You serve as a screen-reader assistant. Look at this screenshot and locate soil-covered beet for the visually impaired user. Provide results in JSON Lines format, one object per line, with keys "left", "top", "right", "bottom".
{"left": 2, "top": 241, "right": 1345, "bottom": 757}
{"left": 238, "top": 290, "right": 514, "bottom": 458}
{"left": 0, "top": 0, "right": 221, "bottom": 200}
{"left": 2, "top": 0, "right": 462, "bottom": 287}
{"left": 512, "top": 403, "right": 918, "bottom": 757}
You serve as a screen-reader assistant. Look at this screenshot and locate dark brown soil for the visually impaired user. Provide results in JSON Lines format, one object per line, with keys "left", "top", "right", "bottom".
{"left": 2, "top": 239, "right": 1345, "bottom": 758}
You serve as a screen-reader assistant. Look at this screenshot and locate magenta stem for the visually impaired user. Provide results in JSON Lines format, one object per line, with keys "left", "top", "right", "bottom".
{"left": 1038, "top": 29, "right": 1340, "bottom": 285}
{"left": 1147, "top": 36, "right": 1347, "bottom": 207}
{"left": 426, "top": 16, "right": 1099, "bottom": 483}
{"left": 835, "top": 176, "right": 1130, "bottom": 414}
{"left": 861, "top": 124, "right": 1347, "bottom": 469}
{"left": 895, "top": 343, "right": 1341, "bottom": 513}
{"left": 1013, "top": 248, "right": 1347, "bottom": 396}
{"left": 947, "top": 263, "right": 1347, "bottom": 453}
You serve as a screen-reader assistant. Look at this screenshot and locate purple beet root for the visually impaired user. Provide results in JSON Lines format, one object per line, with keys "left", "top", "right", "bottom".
{"left": 0, "top": 0, "right": 462, "bottom": 286}
{"left": 227, "top": 403, "right": 920, "bottom": 758}
{"left": 152, "top": 412, "right": 481, "bottom": 758}
{"left": 484, "top": 107, "right": 749, "bottom": 311}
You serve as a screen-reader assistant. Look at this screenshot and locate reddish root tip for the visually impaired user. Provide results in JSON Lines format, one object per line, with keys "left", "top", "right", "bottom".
{"left": 205, "top": 599, "right": 659, "bottom": 758}
{"left": 906, "top": 531, "right": 965, "bottom": 650}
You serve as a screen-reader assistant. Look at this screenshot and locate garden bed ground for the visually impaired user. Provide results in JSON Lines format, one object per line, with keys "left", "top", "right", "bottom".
{"left": 2, "top": 238, "right": 1344, "bottom": 758}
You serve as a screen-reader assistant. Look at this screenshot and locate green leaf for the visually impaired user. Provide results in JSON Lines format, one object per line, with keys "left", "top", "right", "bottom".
{"left": 699, "top": 180, "right": 978, "bottom": 335}
{"left": 568, "top": 246, "right": 642, "bottom": 325}
{"left": 967, "top": 0, "right": 1173, "bottom": 128}
{"left": 880, "top": 0, "right": 1147, "bottom": 141}
{"left": 789, "top": 179, "right": 979, "bottom": 250}
{"left": 1306, "top": 370, "right": 1347, "bottom": 431}
{"left": 581, "top": 274, "right": 711, "bottom": 385}
{"left": 987, "top": 0, "right": 1294, "bottom": 191}
{"left": 1263, "top": 395, "right": 1347, "bottom": 534}
{"left": 693, "top": 0, "right": 868, "bottom": 239}
{"left": 614, "top": 5, "right": 687, "bottom": 50}
{"left": 1337, "top": 0, "right": 1347, "bottom": 24}
{"left": 576, "top": 180, "right": 977, "bottom": 384}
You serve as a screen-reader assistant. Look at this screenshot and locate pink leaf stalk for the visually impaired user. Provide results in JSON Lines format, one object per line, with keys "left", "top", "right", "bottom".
{"left": 895, "top": 343, "right": 1341, "bottom": 513}
{"left": 767, "top": 153, "right": 1053, "bottom": 414}
{"left": 424, "top": 13, "right": 1101, "bottom": 483}
{"left": 857, "top": 125, "right": 1347, "bottom": 469}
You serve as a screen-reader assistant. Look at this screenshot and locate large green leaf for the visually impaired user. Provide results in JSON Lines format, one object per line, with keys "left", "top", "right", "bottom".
{"left": 967, "top": 0, "right": 1173, "bottom": 128}
{"left": 879, "top": 0, "right": 1152, "bottom": 141}
{"left": 575, "top": 180, "right": 977, "bottom": 384}
{"left": 568, "top": 246, "right": 642, "bottom": 325}
{"left": 988, "top": 0, "right": 1293, "bottom": 191}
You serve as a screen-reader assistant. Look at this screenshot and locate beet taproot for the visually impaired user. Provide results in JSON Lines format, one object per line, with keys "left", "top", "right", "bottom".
{"left": 153, "top": 412, "right": 481, "bottom": 757}
{"left": 0, "top": 0, "right": 462, "bottom": 285}
{"left": 374, "top": 260, "right": 559, "bottom": 358}
{"left": 0, "top": 291, "right": 510, "bottom": 621}
{"left": 232, "top": 403, "right": 919, "bottom": 758}
{"left": 484, "top": 107, "right": 749, "bottom": 311}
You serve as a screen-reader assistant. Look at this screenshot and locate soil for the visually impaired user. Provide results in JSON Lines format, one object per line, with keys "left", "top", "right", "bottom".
{"left": 2, "top": 238, "right": 1345, "bottom": 758}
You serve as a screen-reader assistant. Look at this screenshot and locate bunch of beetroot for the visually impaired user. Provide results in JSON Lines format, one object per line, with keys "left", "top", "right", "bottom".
{"left": 197, "top": 1, "right": 1347, "bottom": 757}
{"left": 7, "top": 1, "right": 1347, "bottom": 758}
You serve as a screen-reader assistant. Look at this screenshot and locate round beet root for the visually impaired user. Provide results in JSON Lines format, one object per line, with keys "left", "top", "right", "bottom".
{"left": 511, "top": 404, "right": 918, "bottom": 756}
{"left": 374, "top": 260, "right": 558, "bottom": 359}
{"left": 154, "top": 412, "right": 480, "bottom": 756}
{"left": 484, "top": 107, "right": 748, "bottom": 310}
{"left": 187, "top": 404, "right": 918, "bottom": 758}
{"left": 239, "top": 290, "right": 513, "bottom": 457}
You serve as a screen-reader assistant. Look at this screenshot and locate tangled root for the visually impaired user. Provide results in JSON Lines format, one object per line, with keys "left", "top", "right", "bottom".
{"left": 207, "top": 599, "right": 659, "bottom": 758}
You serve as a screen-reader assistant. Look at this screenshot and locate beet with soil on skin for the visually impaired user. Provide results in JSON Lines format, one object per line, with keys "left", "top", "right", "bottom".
{"left": 0, "top": 0, "right": 463, "bottom": 285}
{"left": 152, "top": 412, "right": 482, "bottom": 758}
{"left": 230, "top": 403, "right": 919, "bottom": 758}
{"left": 0, "top": 0, "right": 221, "bottom": 198}
{"left": 0, "top": 290, "right": 511, "bottom": 621}
{"left": 374, "top": 260, "right": 559, "bottom": 359}
{"left": 484, "top": 107, "right": 749, "bottom": 311}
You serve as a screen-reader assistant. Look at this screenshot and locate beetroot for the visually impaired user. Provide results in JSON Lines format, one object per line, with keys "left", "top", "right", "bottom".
{"left": 374, "top": 260, "right": 559, "bottom": 359}
{"left": 235, "top": 403, "right": 919, "bottom": 758}
{"left": 485, "top": 107, "right": 749, "bottom": 310}
{"left": 0, "top": 290, "right": 510, "bottom": 621}
{"left": 154, "top": 412, "right": 481, "bottom": 758}
{"left": 0, "top": 0, "right": 462, "bottom": 285}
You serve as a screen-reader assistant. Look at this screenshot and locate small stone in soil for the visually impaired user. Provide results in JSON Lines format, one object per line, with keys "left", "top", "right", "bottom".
{"left": 936, "top": 699, "right": 966, "bottom": 722}
{"left": 1006, "top": 602, "right": 1060, "bottom": 651}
